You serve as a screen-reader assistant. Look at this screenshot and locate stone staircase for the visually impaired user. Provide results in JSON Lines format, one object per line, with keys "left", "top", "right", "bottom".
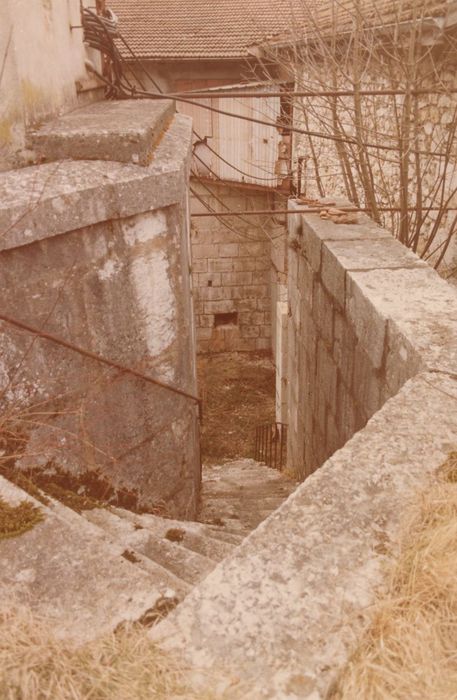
{"left": 0, "top": 458, "right": 297, "bottom": 643}
{"left": 200, "top": 458, "right": 296, "bottom": 533}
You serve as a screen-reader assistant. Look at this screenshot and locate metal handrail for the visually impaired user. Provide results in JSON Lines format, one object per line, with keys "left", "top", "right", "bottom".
{"left": 0, "top": 313, "right": 202, "bottom": 418}
{"left": 254, "top": 422, "right": 288, "bottom": 471}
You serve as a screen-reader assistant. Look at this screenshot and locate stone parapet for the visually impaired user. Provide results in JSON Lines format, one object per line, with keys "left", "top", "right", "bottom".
{"left": 286, "top": 199, "right": 457, "bottom": 476}
{"left": 152, "top": 204, "right": 457, "bottom": 698}
{"left": 0, "top": 112, "right": 191, "bottom": 252}
{"left": 153, "top": 371, "right": 457, "bottom": 698}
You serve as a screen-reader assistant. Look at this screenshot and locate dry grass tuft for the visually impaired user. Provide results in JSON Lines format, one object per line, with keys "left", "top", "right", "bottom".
{"left": 331, "top": 453, "right": 457, "bottom": 700}
{"left": 0, "top": 605, "right": 220, "bottom": 700}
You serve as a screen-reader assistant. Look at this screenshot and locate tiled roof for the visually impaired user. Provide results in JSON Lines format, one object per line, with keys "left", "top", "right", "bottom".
{"left": 108, "top": 0, "right": 452, "bottom": 61}
{"left": 109, "top": 0, "right": 311, "bottom": 60}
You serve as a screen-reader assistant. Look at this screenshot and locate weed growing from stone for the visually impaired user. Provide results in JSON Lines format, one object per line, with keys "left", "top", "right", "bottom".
{"left": 165, "top": 527, "right": 186, "bottom": 542}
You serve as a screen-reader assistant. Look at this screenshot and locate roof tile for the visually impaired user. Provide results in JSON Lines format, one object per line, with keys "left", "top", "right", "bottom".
{"left": 108, "top": 0, "right": 451, "bottom": 60}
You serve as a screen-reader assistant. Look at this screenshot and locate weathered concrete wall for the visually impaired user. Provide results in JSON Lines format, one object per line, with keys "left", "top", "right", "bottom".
{"left": 110, "top": 57, "right": 290, "bottom": 354}
{"left": 0, "top": 104, "right": 200, "bottom": 518}
{"left": 191, "top": 182, "right": 281, "bottom": 353}
{"left": 286, "top": 198, "right": 457, "bottom": 478}
{"left": 0, "top": 0, "right": 97, "bottom": 169}
{"left": 274, "top": 300, "right": 288, "bottom": 423}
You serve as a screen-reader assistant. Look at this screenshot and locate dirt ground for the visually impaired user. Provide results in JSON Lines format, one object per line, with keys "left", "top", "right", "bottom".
{"left": 197, "top": 352, "right": 276, "bottom": 465}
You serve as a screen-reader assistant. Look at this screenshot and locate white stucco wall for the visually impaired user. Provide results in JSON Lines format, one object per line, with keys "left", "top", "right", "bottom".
{"left": 0, "top": 0, "right": 93, "bottom": 168}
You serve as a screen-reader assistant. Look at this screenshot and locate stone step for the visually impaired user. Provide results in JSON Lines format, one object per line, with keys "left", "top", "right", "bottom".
{"left": 203, "top": 482, "right": 294, "bottom": 498}
{"left": 112, "top": 507, "right": 241, "bottom": 554}
{"left": 140, "top": 537, "right": 217, "bottom": 586}
{"left": 203, "top": 495, "right": 288, "bottom": 508}
{"left": 0, "top": 476, "right": 183, "bottom": 644}
{"left": 115, "top": 548, "right": 192, "bottom": 601}
{"left": 199, "top": 459, "right": 298, "bottom": 536}
{"left": 201, "top": 526, "right": 245, "bottom": 546}
{"left": 205, "top": 522, "right": 251, "bottom": 536}
{"left": 152, "top": 377, "right": 457, "bottom": 698}
{"left": 84, "top": 508, "right": 219, "bottom": 586}
{"left": 77, "top": 508, "right": 191, "bottom": 598}
{"left": 0, "top": 455, "right": 296, "bottom": 646}
{"left": 170, "top": 529, "right": 234, "bottom": 561}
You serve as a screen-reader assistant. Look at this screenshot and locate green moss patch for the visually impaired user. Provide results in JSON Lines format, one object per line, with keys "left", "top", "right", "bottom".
{"left": 0, "top": 421, "right": 164, "bottom": 516}
{"left": 0, "top": 497, "right": 44, "bottom": 540}
{"left": 1, "top": 459, "right": 164, "bottom": 515}
{"left": 0, "top": 465, "right": 50, "bottom": 507}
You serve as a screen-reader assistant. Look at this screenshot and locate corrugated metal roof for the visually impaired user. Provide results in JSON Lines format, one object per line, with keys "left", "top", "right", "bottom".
{"left": 108, "top": 0, "right": 451, "bottom": 61}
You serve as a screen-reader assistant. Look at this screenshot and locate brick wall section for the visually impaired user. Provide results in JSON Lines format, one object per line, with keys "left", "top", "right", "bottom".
{"left": 191, "top": 182, "right": 281, "bottom": 353}
{"left": 287, "top": 199, "right": 457, "bottom": 478}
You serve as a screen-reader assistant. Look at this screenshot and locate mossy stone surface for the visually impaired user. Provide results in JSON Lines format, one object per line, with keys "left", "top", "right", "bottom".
{"left": 0, "top": 497, "right": 44, "bottom": 539}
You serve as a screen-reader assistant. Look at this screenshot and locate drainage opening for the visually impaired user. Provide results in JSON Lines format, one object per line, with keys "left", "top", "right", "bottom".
{"left": 214, "top": 312, "right": 238, "bottom": 327}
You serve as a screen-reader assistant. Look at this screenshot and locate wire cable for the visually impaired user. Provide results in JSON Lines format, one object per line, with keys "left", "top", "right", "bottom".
{"left": 84, "top": 13, "right": 448, "bottom": 159}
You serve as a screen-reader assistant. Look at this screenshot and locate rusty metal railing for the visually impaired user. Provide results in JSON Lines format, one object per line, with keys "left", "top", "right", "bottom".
{"left": 254, "top": 422, "right": 288, "bottom": 471}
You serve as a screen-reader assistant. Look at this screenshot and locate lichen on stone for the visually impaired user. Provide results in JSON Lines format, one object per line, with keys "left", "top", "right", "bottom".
{"left": 0, "top": 497, "right": 44, "bottom": 540}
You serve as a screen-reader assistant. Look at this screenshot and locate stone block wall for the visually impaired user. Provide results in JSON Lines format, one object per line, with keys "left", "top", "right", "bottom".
{"left": 0, "top": 104, "right": 200, "bottom": 519}
{"left": 287, "top": 199, "right": 457, "bottom": 478}
{"left": 154, "top": 200, "right": 457, "bottom": 699}
{"left": 191, "top": 182, "right": 282, "bottom": 353}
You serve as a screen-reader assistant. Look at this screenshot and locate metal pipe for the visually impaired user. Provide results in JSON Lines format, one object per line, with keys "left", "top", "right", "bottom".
{"left": 192, "top": 206, "right": 457, "bottom": 218}
{"left": 147, "top": 88, "right": 457, "bottom": 100}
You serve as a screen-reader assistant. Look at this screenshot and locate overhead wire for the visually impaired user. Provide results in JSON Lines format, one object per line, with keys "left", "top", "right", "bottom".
{"left": 131, "top": 86, "right": 448, "bottom": 158}
{"left": 194, "top": 138, "right": 280, "bottom": 182}
{"left": 104, "top": 12, "right": 286, "bottom": 187}
{"left": 155, "top": 87, "right": 457, "bottom": 100}
{"left": 83, "top": 10, "right": 450, "bottom": 160}
{"left": 84, "top": 8, "right": 457, "bottom": 232}
{"left": 189, "top": 186, "right": 268, "bottom": 243}
{"left": 192, "top": 150, "right": 288, "bottom": 205}
{"left": 190, "top": 175, "right": 268, "bottom": 242}
{"left": 190, "top": 181, "right": 286, "bottom": 244}
{"left": 191, "top": 206, "right": 457, "bottom": 217}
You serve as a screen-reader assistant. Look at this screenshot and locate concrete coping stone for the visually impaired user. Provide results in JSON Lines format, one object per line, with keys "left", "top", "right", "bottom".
{"left": 289, "top": 197, "right": 457, "bottom": 376}
{"left": 30, "top": 99, "right": 176, "bottom": 166}
{"left": 347, "top": 266, "right": 457, "bottom": 375}
{"left": 0, "top": 113, "right": 192, "bottom": 252}
{"left": 324, "top": 236, "right": 428, "bottom": 272}
{"left": 152, "top": 371, "right": 457, "bottom": 698}
{"left": 289, "top": 198, "right": 391, "bottom": 242}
